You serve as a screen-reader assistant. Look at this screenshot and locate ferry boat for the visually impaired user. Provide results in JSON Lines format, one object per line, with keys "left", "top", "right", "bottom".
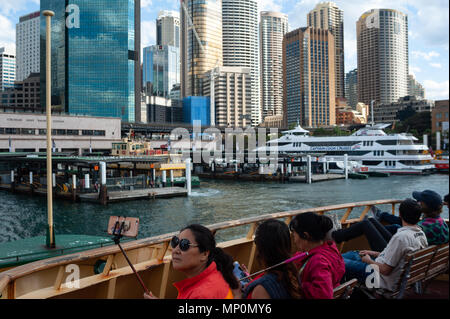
{"left": 0, "top": 199, "right": 447, "bottom": 299}
{"left": 258, "top": 124, "right": 434, "bottom": 175}
{"left": 431, "top": 150, "right": 449, "bottom": 172}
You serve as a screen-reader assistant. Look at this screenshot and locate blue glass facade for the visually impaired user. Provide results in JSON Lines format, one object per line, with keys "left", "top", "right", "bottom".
{"left": 142, "top": 45, "right": 180, "bottom": 98}
{"left": 40, "top": 0, "right": 140, "bottom": 122}
{"left": 183, "top": 96, "right": 210, "bottom": 126}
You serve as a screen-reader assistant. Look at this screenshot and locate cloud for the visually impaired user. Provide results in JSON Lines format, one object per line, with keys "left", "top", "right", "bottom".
{"left": 141, "top": 20, "right": 156, "bottom": 49}
{"left": 0, "top": 14, "right": 16, "bottom": 53}
{"left": 430, "top": 63, "right": 442, "bottom": 69}
{"left": 258, "top": 0, "right": 283, "bottom": 12}
{"left": 412, "top": 51, "right": 440, "bottom": 61}
{"left": 423, "top": 80, "right": 449, "bottom": 100}
{"left": 0, "top": 0, "right": 39, "bottom": 15}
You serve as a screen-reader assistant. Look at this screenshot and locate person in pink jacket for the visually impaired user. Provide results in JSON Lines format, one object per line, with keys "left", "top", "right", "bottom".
{"left": 289, "top": 212, "right": 345, "bottom": 299}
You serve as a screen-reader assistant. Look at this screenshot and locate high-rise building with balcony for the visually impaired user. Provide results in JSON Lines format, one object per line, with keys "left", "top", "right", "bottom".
{"left": 202, "top": 66, "right": 251, "bottom": 128}
{"left": 0, "top": 48, "right": 16, "bottom": 91}
{"left": 222, "top": 0, "right": 260, "bottom": 127}
{"left": 357, "top": 9, "right": 409, "bottom": 106}
{"left": 157, "top": 10, "right": 180, "bottom": 48}
{"left": 180, "top": 0, "right": 223, "bottom": 98}
{"left": 283, "top": 27, "right": 336, "bottom": 128}
{"left": 40, "top": 0, "right": 141, "bottom": 122}
{"left": 260, "top": 11, "right": 288, "bottom": 121}
{"left": 408, "top": 74, "right": 425, "bottom": 99}
{"left": 307, "top": 2, "right": 344, "bottom": 99}
{"left": 16, "top": 11, "right": 40, "bottom": 82}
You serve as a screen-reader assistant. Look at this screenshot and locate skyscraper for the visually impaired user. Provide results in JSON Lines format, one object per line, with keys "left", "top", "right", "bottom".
{"left": 40, "top": 0, "right": 141, "bottom": 122}
{"left": 307, "top": 2, "right": 344, "bottom": 99}
{"left": 180, "top": 0, "right": 223, "bottom": 98}
{"left": 260, "top": 11, "right": 288, "bottom": 122}
{"left": 142, "top": 45, "right": 180, "bottom": 98}
{"left": 222, "top": 0, "right": 260, "bottom": 127}
{"left": 157, "top": 10, "right": 180, "bottom": 47}
{"left": 0, "top": 48, "right": 16, "bottom": 91}
{"left": 16, "top": 11, "right": 40, "bottom": 82}
{"left": 283, "top": 27, "right": 336, "bottom": 128}
{"left": 357, "top": 9, "right": 409, "bottom": 106}
{"left": 202, "top": 66, "right": 251, "bottom": 128}
{"left": 345, "top": 69, "right": 358, "bottom": 109}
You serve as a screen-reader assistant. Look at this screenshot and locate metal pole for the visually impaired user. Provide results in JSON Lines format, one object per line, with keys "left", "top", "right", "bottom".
{"left": 185, "top": 158, "right": 191, "bottom": 195}
{"left": 371, "top": 100, "right": 375, "bottom": 126}
{"left": 307, "top": 155, "right": 312, "bottom": 184}
{"left": 44, "top": 10, "right": 55, "bottom": 248}
{"left": 423, "top": 134, "right": 428, "bottom": 148}
{"left": 345, "top": 155, "right": 349, "bottom": 179}
{"left": 436, "top": 132, "right": 441, "bottom": 151}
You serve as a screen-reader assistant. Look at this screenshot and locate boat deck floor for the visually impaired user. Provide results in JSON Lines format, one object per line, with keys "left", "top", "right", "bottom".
{"left": 404, "top": 278, "right": 449, "bottom": 299}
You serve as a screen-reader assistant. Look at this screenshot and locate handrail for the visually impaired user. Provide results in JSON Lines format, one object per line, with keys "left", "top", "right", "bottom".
{"left": 0, "top": 199, "right": 404, "bottom": 298}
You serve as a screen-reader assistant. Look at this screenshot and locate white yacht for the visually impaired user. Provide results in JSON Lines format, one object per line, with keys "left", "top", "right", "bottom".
{"left": 258, "top": 124, "right": 434, "bottom": 175}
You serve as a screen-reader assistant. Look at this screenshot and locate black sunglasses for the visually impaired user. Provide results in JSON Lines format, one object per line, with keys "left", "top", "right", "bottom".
{"left": 171, "top": 236, "right": 199, "bottom": 252}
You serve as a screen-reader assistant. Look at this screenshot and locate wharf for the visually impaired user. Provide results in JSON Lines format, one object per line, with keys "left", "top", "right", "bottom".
{"left": 78, "top": 187, "right": 188, "bottom": 203}
{"left": 196, "top": 172, "right": 346, "bottom": 183}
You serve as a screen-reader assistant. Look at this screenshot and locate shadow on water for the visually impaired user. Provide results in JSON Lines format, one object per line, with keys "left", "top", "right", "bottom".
{"left": 0, "top": 174, "right": 448, "bottom": 243}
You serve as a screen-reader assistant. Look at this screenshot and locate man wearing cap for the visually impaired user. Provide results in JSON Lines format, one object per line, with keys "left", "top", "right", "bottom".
{"left": 342, "top": 199, "right": 428, "bottom": 291}
{"left": 373, "top": 190, "right": 449, "bottom": 245}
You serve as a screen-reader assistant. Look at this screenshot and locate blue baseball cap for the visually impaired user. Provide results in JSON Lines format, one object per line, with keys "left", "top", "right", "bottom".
{"left": 412, "top": 190, "right": 443, "bottom": 211}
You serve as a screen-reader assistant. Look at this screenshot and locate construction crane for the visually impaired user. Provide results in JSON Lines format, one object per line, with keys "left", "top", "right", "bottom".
{"left": 180, "top": 0, "right": 219, "bottom": 126}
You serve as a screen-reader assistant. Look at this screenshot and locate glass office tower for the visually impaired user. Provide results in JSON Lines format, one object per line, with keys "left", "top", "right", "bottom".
{"left": 40, "top": 0, "right": 141, "bottom": 122}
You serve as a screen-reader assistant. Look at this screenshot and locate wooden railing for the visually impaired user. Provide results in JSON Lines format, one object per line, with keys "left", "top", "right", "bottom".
{"left": 0, "top": 199, "right": 404, "bottom": 299}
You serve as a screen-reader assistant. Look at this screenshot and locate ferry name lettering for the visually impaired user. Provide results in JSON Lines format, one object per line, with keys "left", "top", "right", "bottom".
{"left": 310, "top": 146, "right": 351, "bottom": 151}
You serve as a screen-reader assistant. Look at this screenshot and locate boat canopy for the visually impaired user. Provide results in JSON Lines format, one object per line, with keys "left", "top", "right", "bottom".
{"left": 282, "top": 124, "right": 310, "bottom": 136}
{"left": 352, "top": 123, "right": 391, "bottom": 136}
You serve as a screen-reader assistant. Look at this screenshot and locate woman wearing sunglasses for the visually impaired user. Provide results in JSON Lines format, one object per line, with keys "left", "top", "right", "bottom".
{"left": 145, "top": 224, "right": 239, "bottom": 299}
{"left": 289, "top": 212, "right": 345, "bottom": 299}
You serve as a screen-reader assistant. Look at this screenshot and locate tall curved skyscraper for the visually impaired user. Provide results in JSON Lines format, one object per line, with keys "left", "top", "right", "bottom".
{"left": 180, "top": 0, "right": 223, "bottom": 98}
{"left": 357, "top": 9, "right": 409, "bottom": 106}
{"left": 222, "top": 0, "right": 260, "bottom": 127}
{"left": 260, "top": 11, "right": 288, "bottom": 123}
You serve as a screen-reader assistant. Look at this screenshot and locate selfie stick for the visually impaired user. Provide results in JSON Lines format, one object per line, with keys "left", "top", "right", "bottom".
{"left": 239, "top": 252, "right": 309, "bottom": 282}
{"left": 112, "top": 221, "right": 151, "bottom": 295}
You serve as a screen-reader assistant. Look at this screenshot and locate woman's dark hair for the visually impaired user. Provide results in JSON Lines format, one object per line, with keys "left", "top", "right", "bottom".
{"left": 254, "top": 219, "right": 302, "bottom": 299}
{"left": 399, "top": 199, "right": 423, "bottom": 224}
{"left": 289, "top": 212, "right": 333, "bottom": 242}
{"left": 181, "top": 224, "right": 239, "bottom": 289}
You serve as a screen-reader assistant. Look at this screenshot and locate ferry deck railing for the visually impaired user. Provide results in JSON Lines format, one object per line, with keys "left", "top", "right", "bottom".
{"left": 2, "top": 199, "right": 442, "bottom": 299}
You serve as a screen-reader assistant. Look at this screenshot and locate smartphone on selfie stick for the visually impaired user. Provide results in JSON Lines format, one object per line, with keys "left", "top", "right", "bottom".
{"left": 108, "top": 216, "right": 150, "bottom": 295}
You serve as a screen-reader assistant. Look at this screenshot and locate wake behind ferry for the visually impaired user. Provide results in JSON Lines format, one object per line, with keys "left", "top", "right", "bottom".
{"left": 258, "top": 123, "right": 434, "bottom": 175}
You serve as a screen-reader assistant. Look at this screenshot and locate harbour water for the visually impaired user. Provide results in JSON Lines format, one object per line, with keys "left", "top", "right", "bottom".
{"left": 0, "top": 174, "right": 448, "bottom": 244}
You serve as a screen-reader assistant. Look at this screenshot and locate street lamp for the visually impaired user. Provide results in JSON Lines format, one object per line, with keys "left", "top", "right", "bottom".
{"left": 43, "top": 10, "right": 55, "bottom": 248}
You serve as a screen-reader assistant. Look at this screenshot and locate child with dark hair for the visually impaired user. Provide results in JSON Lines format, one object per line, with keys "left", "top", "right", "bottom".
{"left": 144, "top": 224, "right": 238, "bottom": 299}
{"left": 240, "top": 219, "right": 302, "bottom": 299}
{"left": 289, "top": 212, "right": 345, "bottom": 299}
{"left": 342, "top": 199, "right": 428, "bottom": 291}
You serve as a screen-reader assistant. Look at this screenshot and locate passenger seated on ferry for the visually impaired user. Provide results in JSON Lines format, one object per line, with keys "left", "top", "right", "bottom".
{"left": 289, "top": 212, "right": 345, "bottom": 299}
{"left": 341, "top": 199, "right": 428, "bottom": 291}
{"left": 144, "top": 224, "right": 239, "bottom": 299}
{"left": 373, "top": 190, "right": 449, "bottom": 245}
{"left": 239, "top": 219, "right": 302, "bottom": 299}
{"left": 444, "top": 194, "right": 449, "bottom": 210}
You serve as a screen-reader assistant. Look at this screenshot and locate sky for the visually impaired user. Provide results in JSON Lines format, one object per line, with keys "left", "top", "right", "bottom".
{"left": 0, "top": 0, "right": 448, "bottom": 100}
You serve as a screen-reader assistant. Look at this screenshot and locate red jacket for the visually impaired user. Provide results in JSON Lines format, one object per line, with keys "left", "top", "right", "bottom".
{"left": 293, "top": 241, "right": 345, "bottom": 299}
{"left": 173, "top": 261, "right": 234, "bottom": 299}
